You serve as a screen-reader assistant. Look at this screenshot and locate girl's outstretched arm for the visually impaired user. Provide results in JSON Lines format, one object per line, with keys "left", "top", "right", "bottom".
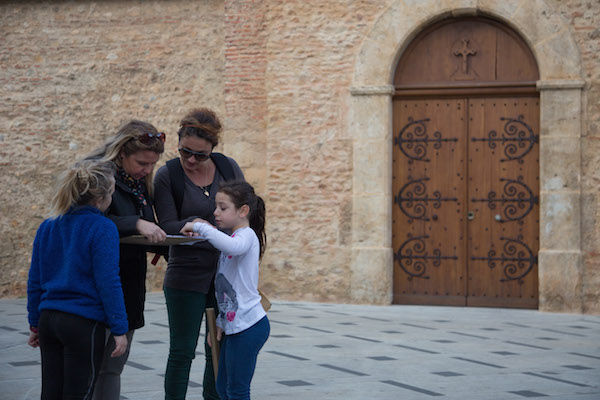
{"left": 180, "top": 222, "right": 252, "bottom": 255}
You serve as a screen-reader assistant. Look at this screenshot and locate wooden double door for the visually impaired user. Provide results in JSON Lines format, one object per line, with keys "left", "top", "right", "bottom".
{"left": 392, "top": 96, "right": 539, "bottom": 308}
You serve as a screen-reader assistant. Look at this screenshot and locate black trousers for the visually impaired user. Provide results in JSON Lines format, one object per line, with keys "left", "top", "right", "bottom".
{"left": 38, "top": 310, "right": 106, "bottom": 400}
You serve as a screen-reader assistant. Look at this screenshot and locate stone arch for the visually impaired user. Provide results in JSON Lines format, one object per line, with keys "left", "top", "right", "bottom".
{"left": 349, "top": 0, "right": 585, "bottom": 311}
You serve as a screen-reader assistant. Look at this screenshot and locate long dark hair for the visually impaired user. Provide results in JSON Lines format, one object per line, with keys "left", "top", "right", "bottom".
{"left": 218, "top": 181, "right": 266, "bottom": 258}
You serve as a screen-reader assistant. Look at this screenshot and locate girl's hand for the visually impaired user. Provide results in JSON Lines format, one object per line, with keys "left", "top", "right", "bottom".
{"left": 180, "top": 222, "right": 197, "bottom": 236}
{"left": 28, "top": 331, "right": 39, "bottom": 348}
{"left": 136, "top": 219, "right": 167, "bottom": 243}
{"left": 111, "top": 334, "right": 128, "bottom": 358}
{"left": 207, "top": 326, "right": 223, "bottom": 348}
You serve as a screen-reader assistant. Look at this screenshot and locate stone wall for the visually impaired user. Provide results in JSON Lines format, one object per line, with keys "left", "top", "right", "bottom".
{"left": 0, "top": 0, "right": 226, "bottom": 295}
{"left": 545, "top": 0, "right": 600, "bottom": 314}
{"left": 1, "top": 0, "right": 598, "bottom": 313}
{"left": 260, "top": 0, "right": 393, "bottom": 301}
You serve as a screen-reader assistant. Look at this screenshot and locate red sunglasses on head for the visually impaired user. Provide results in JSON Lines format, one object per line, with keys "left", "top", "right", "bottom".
{"left": 138, "top": 132, "right": 166, "bottom": 145}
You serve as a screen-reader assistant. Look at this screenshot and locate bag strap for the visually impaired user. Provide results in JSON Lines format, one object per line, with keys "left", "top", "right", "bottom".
{"left": 166, "top": 158, "right": 185, "bottom": 219}
{"left": 165, "top": 153, "right": 235, "bottom": 219}
{"left": 210, "top": 152, "right": 235, "bottom": 181}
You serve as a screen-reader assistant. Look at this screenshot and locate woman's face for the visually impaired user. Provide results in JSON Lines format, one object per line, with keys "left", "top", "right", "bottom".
{"left": 120, "top": 150, "right": 161, "bottom": 180}
{"left": 178, "top": 135, "right": 213, "bottom": 172}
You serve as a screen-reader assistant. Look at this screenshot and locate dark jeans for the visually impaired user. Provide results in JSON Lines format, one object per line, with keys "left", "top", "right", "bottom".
{"left": 38, "top": 309, "right": 106, "bottom": 400}
{"left": 216, "top": 316, "right": 270, "bottom": 400}
{"left": 164, "top": 286, "right": 219, "bottom": 400}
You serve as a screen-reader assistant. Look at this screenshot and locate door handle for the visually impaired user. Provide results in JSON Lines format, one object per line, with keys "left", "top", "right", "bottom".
{"left": 467, "top": 211, "right": 475, "bottom": 220}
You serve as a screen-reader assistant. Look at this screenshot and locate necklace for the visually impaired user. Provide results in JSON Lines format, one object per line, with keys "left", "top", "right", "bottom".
{"left": 187, "top": 162, "right": 214, "bottom": 197}
{"left": 199, "top": 184, "right": 211, "bottom": 197}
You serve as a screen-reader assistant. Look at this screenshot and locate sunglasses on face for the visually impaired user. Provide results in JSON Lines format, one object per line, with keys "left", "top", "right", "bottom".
{"left": 137, "top": 132, "right": 166, "bottom": 145}
{"left": 178, "top": 147, "right": 211, "bottom": 161}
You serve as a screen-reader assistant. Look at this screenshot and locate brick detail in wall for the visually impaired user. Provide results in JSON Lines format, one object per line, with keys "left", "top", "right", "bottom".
{"left": 224, "top": 0, "right": 267, "bottom": 189}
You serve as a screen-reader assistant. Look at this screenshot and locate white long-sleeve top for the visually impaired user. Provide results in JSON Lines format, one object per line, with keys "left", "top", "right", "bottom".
{"left": 193, "top": 223, "right": 266, "bottom": 335}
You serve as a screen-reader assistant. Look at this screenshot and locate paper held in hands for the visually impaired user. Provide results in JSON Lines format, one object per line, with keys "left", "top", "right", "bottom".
{"left": 119, "top": 234, "right": 205, "bottom": 246}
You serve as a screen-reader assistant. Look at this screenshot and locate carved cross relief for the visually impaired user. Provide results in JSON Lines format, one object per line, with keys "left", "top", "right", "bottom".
{"left": 451, "top": 38, "right": 478, "bottom": 80}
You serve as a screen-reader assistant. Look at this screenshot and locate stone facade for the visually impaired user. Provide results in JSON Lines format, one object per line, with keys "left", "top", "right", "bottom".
{"left": 1, "top": 0, "right": 598, "bottom": 313}
{"left": 0, "top": 0, "right": 227, "bottom": 295}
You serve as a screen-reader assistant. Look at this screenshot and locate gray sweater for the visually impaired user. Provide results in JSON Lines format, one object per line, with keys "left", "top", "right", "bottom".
{"left": 153, "top": 156, "right": 244, "bottom": 293}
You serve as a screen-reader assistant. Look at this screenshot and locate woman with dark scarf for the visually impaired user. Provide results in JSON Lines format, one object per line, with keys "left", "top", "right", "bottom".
{"left": 86, "top": 120, "right": 167, "bottom": 400}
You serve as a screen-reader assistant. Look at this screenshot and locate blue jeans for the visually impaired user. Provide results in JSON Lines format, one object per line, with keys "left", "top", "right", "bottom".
{"left": 216, "top": 316, "right": 270, "bottom": 400}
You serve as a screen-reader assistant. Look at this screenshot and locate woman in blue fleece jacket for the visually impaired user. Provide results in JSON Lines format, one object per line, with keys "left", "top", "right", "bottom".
{"left": 27, "top": 159, "right": 129, "bottom": 400}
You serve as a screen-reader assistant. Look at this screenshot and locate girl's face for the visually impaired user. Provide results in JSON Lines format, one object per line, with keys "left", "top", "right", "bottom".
{"left": 214, "top": 192, "right": 248, "bottom": 231}
{"left": 120, "top": 150, "right": 160, "bottom": 180}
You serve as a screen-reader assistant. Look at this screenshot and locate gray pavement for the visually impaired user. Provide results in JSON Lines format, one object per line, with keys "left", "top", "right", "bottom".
{"left": 1, "top": 292, "right": 599, "bottom": 400}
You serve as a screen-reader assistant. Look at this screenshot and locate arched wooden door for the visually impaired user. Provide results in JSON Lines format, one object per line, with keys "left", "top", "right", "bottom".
{"left": 392, "top": 17, "right": 540, "bottom": 308}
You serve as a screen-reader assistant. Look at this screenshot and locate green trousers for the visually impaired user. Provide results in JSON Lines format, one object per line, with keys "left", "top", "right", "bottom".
{"left": 164, "top": 286, "right": 219, "bottom": 400}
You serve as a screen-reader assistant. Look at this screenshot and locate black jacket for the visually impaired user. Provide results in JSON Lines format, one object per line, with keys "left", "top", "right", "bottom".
{"left": 106, "top": 179, "right": 156, "bottom": 330}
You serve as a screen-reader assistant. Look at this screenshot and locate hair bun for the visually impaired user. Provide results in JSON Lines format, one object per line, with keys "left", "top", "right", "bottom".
{"left": 177, "top": 108, "right": 222, "bottom": 146}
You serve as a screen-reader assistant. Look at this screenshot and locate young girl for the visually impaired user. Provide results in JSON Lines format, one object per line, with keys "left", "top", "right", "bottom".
{"left": 180, "top": 181, "right": 269, "bottom": 400}
{"left": 27, "top": 159, "right": 129, "bottom": 400}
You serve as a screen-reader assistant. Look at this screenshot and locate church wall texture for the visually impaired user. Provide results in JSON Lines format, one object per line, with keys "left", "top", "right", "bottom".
{"left": 1, "top": 0, "right": 598, "bottom": 313}
{"left": 543, "top": 0, "right": 600, "bottom": 313}
{"left": 0, "top": 0, "right": 227, "bottom": 295}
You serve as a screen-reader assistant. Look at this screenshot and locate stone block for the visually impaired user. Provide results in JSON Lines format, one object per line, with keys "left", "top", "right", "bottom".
{"left": 539, "top": 191, "right": 580, "bottom": 251}
{"left": 348, "top": 94, "right": 392, "bottom": 142}
{"left": 538, "top": 250, "right": 582, "bottom": 312}
{"left": 539, "top": 137, "right": 580, "bottom": 191}
{"left": 581, "top": 137, "right": 600, "bottom": 193}
{"left": 582, "top": 255, "right": 600, "bottom": 314}
{"left": 351, "top": 194, "right": 392, "bottom": 248}
{"left": 350, "top": 247, "right": 394, "bottom": 304}
{"left": 353, "top": 139, "right": 391, "bottom": 196}
{"left": 539, "top": 89, "right": 582, "bottom": 137}
{"left": 509, "top": 0, "right": 564, "bottom": 48}
{"left": 475, "top": 0, "right": 520, "bottom": 22}
{"left": 534, "top": 34, "right": 581, "bottom": 80}
{"left": 225, "top": 140, "right": 267, "bottom": 170}
{"left": 447, "top": 1, "right": 478, "bottom": 18}
{"left": 581, "top": 192, "right": 600, "bottom": 254}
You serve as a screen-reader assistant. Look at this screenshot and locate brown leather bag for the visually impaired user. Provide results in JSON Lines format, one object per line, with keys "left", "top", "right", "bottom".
{"left": 258, "top": 289, "right": 271, "bottom": 312}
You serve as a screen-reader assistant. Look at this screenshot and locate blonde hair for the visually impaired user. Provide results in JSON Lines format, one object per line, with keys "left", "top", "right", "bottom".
{"left": 50, "top": 159, "right": 116, "bottom": 216}
{"left": 86, "top": 120, "right": 164, "bottom": 195}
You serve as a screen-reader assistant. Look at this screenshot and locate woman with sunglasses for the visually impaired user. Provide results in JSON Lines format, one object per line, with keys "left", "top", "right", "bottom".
{"left": 153, "top": 108, "right": 244, "bottom": 400}
{"left": 86, "top": 120, "right": 167, "bottom": 400}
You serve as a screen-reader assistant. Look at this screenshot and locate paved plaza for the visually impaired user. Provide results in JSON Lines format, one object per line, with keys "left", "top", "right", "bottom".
{"left": 1, "top": 292, "right": 599, "bottom": 400}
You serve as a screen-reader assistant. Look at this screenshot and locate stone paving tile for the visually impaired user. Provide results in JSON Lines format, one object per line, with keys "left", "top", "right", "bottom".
{"left": 1, "top": 292, "right": 599, "bottom": 400}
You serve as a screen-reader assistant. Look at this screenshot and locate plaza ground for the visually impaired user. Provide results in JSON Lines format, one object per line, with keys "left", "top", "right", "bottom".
{"left": 1, "top": 292, "right": 599, "bottom": 400}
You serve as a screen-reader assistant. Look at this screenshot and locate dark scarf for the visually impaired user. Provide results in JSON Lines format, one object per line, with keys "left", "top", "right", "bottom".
{"left": 116, "top": 167, "right": 148, "bottom": 209}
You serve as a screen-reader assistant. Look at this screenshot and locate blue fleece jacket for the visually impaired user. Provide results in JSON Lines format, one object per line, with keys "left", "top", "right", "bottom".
{"left": 27, "top": 205, "right": 128, "bottom": 335}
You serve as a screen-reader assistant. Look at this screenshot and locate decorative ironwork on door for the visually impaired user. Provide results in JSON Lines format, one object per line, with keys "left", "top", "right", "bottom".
{"left": 471, "top": 176, "right": 538, "bottom": 223}
{"left": 470, "top": 236, "right": 537, "bottom": 284}
{"left": 394, "top": 177, "right": 458, "bottom": 222}
{"left": 471, "top": 115, "right": 538, "bottom": 163}
{"left": 395, "top": 117, "right": 458, "bottom": 162}
{"left": 394, "top": 235, "right": 458, "bottom": 281}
